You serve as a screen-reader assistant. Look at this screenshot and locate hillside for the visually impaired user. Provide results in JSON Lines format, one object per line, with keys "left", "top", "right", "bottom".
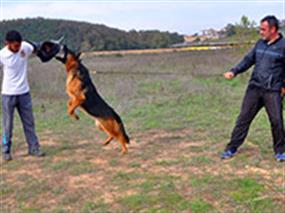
{"left": 0, "top": 18, "right": 184, "bottom": 51}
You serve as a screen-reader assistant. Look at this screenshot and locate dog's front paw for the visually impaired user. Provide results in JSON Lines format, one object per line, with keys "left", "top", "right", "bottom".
{"left": 74, "top": 114, "right": 80, "bottom": 120}
{"left": 69, "top": 112, "right": 80, "bottom": 120}
{"left": 121, "top": 149, "right": 128, "bottom": 156}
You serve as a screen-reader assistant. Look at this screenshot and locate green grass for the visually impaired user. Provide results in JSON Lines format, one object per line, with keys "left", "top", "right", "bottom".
{"left": 120, "top": 187, "right": 193, "bottom": 212}
{"left": 81, "top": 201, "right": 110, "bottom": 213}
{"left": 155, "top": 159, "right": 181, "bottom": 166}
{"left": 1, "top": 49, "right": 284, "bottom": 212}
{"left": 229, "top": 178, "right": 264, "bottom": 203}
{"left": 116, "top": 174, "right": 192, "bottom": 211}
{"left": 190, "top": 175, "right": 215, "bottom": 187}
{"left": 190, "top": 199, "right": 213, "bottom": 213}
{"left": 49, "top": 160, "right": 74, "bottom": 171}
{"left": 47, "top": 160, "right": 96, "bottom": 175}
{"left": 15, "top": 178, "right": 51, "bottom": 203}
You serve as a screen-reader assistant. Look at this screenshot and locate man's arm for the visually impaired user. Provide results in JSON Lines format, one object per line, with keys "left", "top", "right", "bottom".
{"left": 23, "top": 41, "right": 37, "bottom": 57}
{"left": 25, "top": 41, "right": 40, "bottom": 55}
{"left": 0, "top": 51, "right": 3, "bottom": 67}
{"left": 282, "top": 79, "right": 285, "bottom": 96}
{"left": 224, "top": 43, "right": 257, "bottom": 80}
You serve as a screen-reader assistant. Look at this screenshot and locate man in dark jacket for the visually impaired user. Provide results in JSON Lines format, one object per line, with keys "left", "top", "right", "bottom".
{"left": 221, "top": 15, "right": 285, "bottom": 162}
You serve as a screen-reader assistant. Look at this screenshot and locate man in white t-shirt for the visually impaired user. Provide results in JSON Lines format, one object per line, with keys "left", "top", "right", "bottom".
{"left": 0, "top": 31, "right": 45, "bottom": 161}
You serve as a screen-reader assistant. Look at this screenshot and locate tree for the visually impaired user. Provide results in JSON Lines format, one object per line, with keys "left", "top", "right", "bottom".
{"left": 0, "top": 18, "right": 184, "bottom": 50}
{"left": 224, "top": 23, "right": 236, "bottom": 36}
{"left": 240, "top": 15, "right": 251, "bottom": 28}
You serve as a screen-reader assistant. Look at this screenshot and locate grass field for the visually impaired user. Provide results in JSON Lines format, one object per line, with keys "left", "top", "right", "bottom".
{"left": 1, "top": 48, "right": 284, "bottom": 212}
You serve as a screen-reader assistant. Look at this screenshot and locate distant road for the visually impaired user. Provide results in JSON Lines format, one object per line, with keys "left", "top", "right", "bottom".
{"left": 85, "top": 41, "right": 253, "bottom": 56}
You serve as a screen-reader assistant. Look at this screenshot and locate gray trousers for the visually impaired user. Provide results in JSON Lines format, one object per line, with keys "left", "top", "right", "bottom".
{"left": 1, "top": 92, "right": 39, "bottom": 153}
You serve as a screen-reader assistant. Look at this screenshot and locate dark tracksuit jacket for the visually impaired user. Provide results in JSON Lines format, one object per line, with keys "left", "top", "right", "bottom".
{"left": 226, "top": 34, "right": 285, "bottom": 154}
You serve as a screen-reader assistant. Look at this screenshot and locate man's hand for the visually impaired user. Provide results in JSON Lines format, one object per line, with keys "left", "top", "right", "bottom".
{"left": 281, "top": 87, "right": 285, "bottom": 96}
{"left": 224, "top": 71, "right": 235, "bottom": 80}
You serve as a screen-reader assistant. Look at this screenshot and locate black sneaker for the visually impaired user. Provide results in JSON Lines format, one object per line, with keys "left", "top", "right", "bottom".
{"left": 3, "top": 153, "right": 12, "bottom": 161}
{"left": 28, "top": 148, "right": 45, "bottom": 157}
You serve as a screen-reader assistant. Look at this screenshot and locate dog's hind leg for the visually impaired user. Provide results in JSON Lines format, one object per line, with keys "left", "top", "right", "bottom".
{"left": 106, "top": 120, "right": 128, "bottom": 154}
{"left": 117, "top": 134, "right": 128, "bottom": 155}
{"left": 95, "top": 119, "right": 114, "bottom": 146}
{"left": 110, "top": 120, "right": 128, "bottom": 154}
{"left": 95, "top": 119, "right": 103, "bottom": 131}
{"left": 96, "top": 118, "right": 128, "bottom": 154}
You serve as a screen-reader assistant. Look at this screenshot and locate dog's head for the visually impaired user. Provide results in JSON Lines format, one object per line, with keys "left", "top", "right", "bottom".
{"left": 55, "top": 45, "right": 81, "bottom": 63}
{"left": 56, "top": 45, "right": 81, "bottom": 71}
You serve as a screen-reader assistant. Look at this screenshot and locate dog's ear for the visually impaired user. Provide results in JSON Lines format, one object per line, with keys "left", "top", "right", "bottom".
{"left": 75, "top": 52, "right": 82, "bottom": 60}
{"left": 55, "top": 56, "right": 66, "bottom": 64}
{"left": 63, "top": 45, "right": 68, "bottom": 52}
{"left": 55, "top": 45, "right": 68, "bottom": 63}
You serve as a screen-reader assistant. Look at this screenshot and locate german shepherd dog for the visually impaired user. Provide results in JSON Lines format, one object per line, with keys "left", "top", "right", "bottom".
{"left": 56, "top": 46, "right": 130, "bottom": 154}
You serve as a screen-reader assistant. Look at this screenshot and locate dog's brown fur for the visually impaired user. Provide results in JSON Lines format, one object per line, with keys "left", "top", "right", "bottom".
{"left": 57, "top": 47, "right": 129, "bottom": 154}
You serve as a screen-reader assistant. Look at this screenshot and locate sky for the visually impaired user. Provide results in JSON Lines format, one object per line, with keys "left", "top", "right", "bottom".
{"left": 0, "top": 0, "right": 284, "bottom": 35}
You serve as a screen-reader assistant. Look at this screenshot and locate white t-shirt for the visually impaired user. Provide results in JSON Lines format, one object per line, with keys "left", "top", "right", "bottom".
{"left": 0, "top": 41, "right": 34, "bottom": 95}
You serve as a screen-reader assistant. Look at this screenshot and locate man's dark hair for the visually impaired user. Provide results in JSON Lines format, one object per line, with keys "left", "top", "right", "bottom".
{"left": 261, "top": 15, "right": 279, "bottom": 31}
{"left": 5, "top": 30, "right": 22, "bottom": 42}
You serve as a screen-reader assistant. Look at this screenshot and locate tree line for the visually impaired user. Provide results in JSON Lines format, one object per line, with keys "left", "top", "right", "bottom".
{"left": 0, "top": 17, "right": 184, "bottom": 51}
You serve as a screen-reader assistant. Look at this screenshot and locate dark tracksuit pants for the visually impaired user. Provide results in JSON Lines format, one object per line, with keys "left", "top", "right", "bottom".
{"left": 225, "top": 85, "right": 285, "bottom": 154}
{"left": 1, "top": 92, "right": 39, "bottom": 154}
